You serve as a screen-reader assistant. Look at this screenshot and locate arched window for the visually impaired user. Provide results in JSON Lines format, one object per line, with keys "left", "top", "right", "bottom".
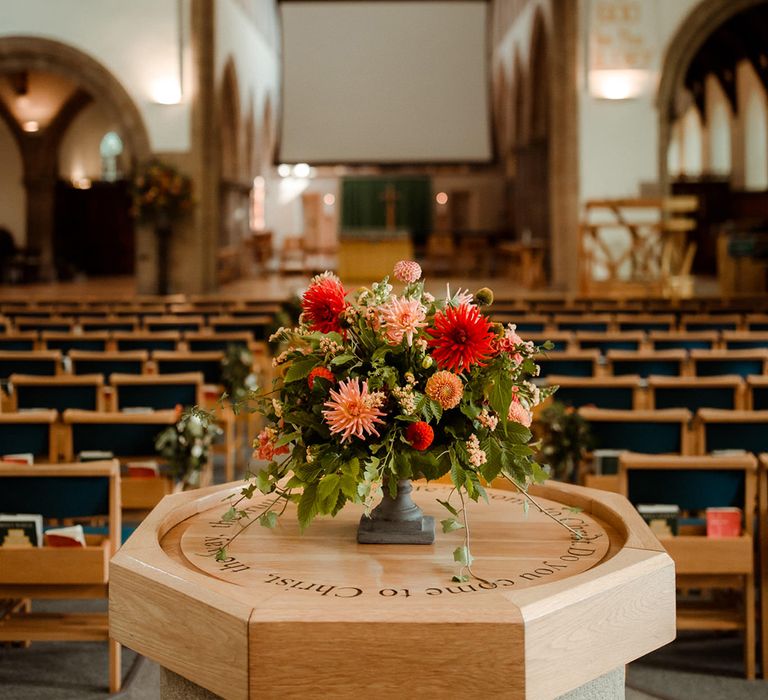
{"left": 667, "top": 120, "right": 683, "bottom": 178}
{"left": 100, "top": 131, "right": 124, "bottom": 182}
{"left": 681, "top": 106, "right": 704, "bottom": 177}
{"left": 740, "top": 61, "right": 768, "bottom": 190}
{"left": 705, "top": 75, "right": 732, "bottom": 176}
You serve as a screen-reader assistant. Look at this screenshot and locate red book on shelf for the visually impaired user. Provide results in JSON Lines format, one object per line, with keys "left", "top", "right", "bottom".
{"left": 2, "top": 453, "right": 34, "bottom": 465}
{"left": 44, "top": 525, "right": 86, "bottom": 548}
{"left": 706, "top": 507, "right": 742, "bottom": 538}
{"left": 127, "top": 461, "right": 160, "bottom": 478}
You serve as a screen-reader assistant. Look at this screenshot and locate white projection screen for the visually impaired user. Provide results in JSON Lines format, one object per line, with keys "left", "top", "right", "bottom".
{"left": 279, "top": 1, "right": 492, "bottom": 164}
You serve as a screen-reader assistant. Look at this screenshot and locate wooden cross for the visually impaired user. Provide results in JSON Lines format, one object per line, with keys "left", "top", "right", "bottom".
{"left": 380, "top": 184, "right": 400, "bottom": 231}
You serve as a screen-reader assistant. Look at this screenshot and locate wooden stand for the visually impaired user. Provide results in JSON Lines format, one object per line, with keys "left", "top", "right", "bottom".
{"left": 110, "top": 481, "right": 675, "bottom": 699}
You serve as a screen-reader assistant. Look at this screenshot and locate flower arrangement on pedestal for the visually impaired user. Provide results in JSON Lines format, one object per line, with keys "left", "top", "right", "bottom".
{"left": 195, "top": 262, "right": 574, "bottom": 580}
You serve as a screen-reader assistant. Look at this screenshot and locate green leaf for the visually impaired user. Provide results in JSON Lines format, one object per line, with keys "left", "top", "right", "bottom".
{"left": 340, "top": 473, "right": 359, "bottom": 500}
{"left": 221, "top": 506, "right": 237, "bottom": 522}
{"left": 284, "top": 357, "right": 318, "bottom": 383}
{"left": 429, "top": 400, "right": 443, "bottom": 422}
{"left": 451, "top": 574, "right": 470, "bottom": 583}
{"left": 259, "top": 511, "right": 278, "bottom": 528}
{"left": 450, "top": 455, "right": 466, "bottom": 491}
{"left": 441, "top": 518, "right": 464, "bottom": 533}
{"left": 317, "top": 473, "right": 341, "bottom": 506}
{"left": 531, "top": 461, "right": 549, "bottom": 484}
{"left": 256, "top": 469, "right": 271, "bottom": 494}
{"left": 437, "top": 498, "right": 459, "bottom": 516}
{"left": 274, "top": 431, "right": 301, "bottom": 448}
{"left": 330, "top": 353, "right": 356, "bottom": 365}
{"left": 342, "top": 457, "right": 360, "bottom": 479}
{"left": 453, "top": 545, "right": 473, "bottom": 566}
{"left": 297, "top": 483, "right": 319, "bottom": 530}
{"left": 488, "top": 371, "right": 513, "bottom": 425}
{"left": 214, "top": 547, "right": 228, "bottom": 562}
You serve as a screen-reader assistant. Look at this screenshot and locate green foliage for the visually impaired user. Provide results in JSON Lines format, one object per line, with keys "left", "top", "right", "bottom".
{"left": 537, "top": 401, "right": 594, "bottom": 482}
{"left": 221, "top": 344, "right": 259, "bottom": 405}
{"left": 155, "top": 409, "right": 222, "bottom": 488}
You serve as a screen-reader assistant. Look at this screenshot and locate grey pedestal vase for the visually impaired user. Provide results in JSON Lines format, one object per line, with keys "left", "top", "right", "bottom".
{"left": 357, "top": 478, "right": 435, "bottom": 544}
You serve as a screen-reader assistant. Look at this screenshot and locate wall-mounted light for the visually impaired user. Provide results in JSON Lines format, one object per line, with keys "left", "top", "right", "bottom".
{"left": 435, "top": 192, "right": 448, "bottom": 205}
{"left": 588, "top": 69, "right": 649, "bottom": 100}
{"left": 292, "top": 163, "right": 311, "bottom": 178}
{"left": 323, "top": 193, "right": 335, "bottom": 206}
{"left": 72, "top": 177, "right": 92, "bottom": 190}
{"left": 22, "top": 120, "right": 39, "bottom": 133}
{"left": 150, "top": 77, "right": 182, "bottom": 105}
{"left": 277, "top": 164, "right": 291, "bottom": 177}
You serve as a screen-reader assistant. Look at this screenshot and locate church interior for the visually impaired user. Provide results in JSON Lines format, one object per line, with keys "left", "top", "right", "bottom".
{"left": 1, "top": 0, "right": 768, "bottom": 698}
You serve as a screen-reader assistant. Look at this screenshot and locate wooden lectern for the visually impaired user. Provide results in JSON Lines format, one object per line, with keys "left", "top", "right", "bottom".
{"left": 110, "top": 481, "right": 675, "bottom": 699}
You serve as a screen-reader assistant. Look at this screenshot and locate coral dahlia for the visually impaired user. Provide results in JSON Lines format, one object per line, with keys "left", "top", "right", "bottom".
{"left": 255, "top": 427, "right": 289, "bottom": 461}
{"left": 323, "top": 377, "right": 386, "bottom": 443}
{"left": 508, "top": 398, "right": 533, "bottom": 428}
{"left": 427, "top": 303, "right": 495, "bottom": 373}
{"left": 301, "top": 273, "right": 347, "bottom": 334}
{"left": 425, "top": 370, "right": 464, "bottom": 409}
{"left": 405, "top": 421, "right": 434, "bottom": 450}
{"left": 308, "top": 366, "right": 335, "bottom": 389}
{"left": 380, "top": 296, "right": 426, "bottom": 346}
{"left": 393, "top": 260, "right": 422, "bottom": 283}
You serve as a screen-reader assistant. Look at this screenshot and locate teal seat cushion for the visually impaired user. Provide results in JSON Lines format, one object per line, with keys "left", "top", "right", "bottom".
{"left": 0, "top": 475, "right": 109, "bottom": 518}
{"left": 705, "top": 423, "right": 767, "bottom": 454}
{"left": 0, "top": 423, "right": 50, "bottom": 456}
{"left": 555, "top": 386, "right": 634, "bottom": 410}
{"left": 72, "top": 422, "right": 163, "bottom": 456}
{"left": 17, "top": 384, "right": 99, "bottom": 411}
{"left": 627, "top": 468, "right": 744, "bottom": 512}
{"left": 590, "top": 420, "right": 682, "bottom": 454}
{"left": 612, "top": 360, "right": 680, "bottom": 377}
{"left": 117, "top": 384, "right": 197, "bottom": 410}
{"left": 654, "top": 387, "right": 735, "bottom": 411}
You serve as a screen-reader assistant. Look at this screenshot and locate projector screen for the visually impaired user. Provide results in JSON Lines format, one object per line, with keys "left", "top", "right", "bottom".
{"left": 279, "top": 1, "right": 492, "bottom": 164}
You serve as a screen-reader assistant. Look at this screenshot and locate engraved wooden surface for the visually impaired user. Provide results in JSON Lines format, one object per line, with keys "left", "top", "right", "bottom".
{"left": 110, "top": 481, "right": 675, "bottom": 700}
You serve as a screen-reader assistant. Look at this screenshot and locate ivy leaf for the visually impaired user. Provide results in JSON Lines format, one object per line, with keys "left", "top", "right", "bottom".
{"left": 531, "top": 461, "right": 549, "bottom": 484}
{"left": 441, "top": 518, "right": 464, "bottom": 533}
{"left": 259, "top": 511, "right": 278, "bottom": 529}
{"left": 453, "top": 545, "right": 473, "bottom": 566}
{"left": 437, "top": 498, "right": 459, "bottom": 516}
{"left": 256, "top": 469, "right": 271, "bottom": 494}
{"left": 284, "top": 357, "right": 318, "bottom": 383}
{"left": 451, "top": 574, "right": 470, "bottom": 583}
{"left": 297, "top": 483, "right": 319, "bottom": 530}
{"left": 214, "top": 547, "right": 228, "bottom": 561}
{"left": 221, "top": 506, "right": 237, "bottom": 522}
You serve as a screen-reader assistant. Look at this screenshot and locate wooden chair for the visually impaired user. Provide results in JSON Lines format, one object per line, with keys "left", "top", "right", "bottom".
{"left": 112, "top": 331, "right": 180, "bottom": 352}
{"left": 41, "top": 332, "right": 110, "bottom": 354}
{"left": 0, "top": 351, "right": 61, "bottom": 382}
{"left": 208, "top": 315, "right": 272, "bottom": 341}
{"left": 10, "top": 374, "right": 105, "bottom": 412}
{"left": 0, "top": 332, "right": 37, "bottom": 351}
{"left": 69, "top": 350, "right": 148, "bottom": 377}
{"left": 0, "top": 410, "right": 58, "bottom": 461}
{"left": 545, "top": 375, "right": 643, "bottom": 410}
{"left": 758, "top": 454, "right": 768, "bottom": 679}
{"left": 552, "top": 313, "right": 613, "bottom": 333}
{"left": 690, "top": 349, "right": 768, "bottom": 378}
{"left": 495, "top": 313, "right": 550, "bottom": 333}
{"left": 619, "top": 452, "right": 758, "bottom": 679}
{"left": 80, "top": 316, "right": 138, "bottom": 333}
{"left": 695, "top": 409, "right": 768, "bottom": 455}
{"left": 535, "top": 350, "right": 599, "bottom": 378}
{"left": 606, "top": 349, "right": 688, "bottom": 377}
{"left": 648, "top": 375, "right": 746, "bottom": 412}
{"left": 61, "top": 409, "right": 179, "bottom": 512}
{"left": 14, "top": 317, "right": 73, "bottom": 333}
{"left": 680, "top": 314, "right": 742, "bottom": 332}
{"left": 722, "top": 331, "right": 768, "bottom": 350}
{"left": 648, "top": 330, "right": 719, "bottom": 351}
{"left": 0, "top": 459, "right": 122, "bottom": 692}
{"left": 184, "top": 331, "right": 252, "bottom": 352}
{"left": 745, "top": 314, "right": 768, "bottom": 332}
{"left": 578, "top": 407, "right": 694, "bottom": 457}
{"left": 152, "top": 350, "right": 224, "bottom": 385}
{"left": 616, "top": 314, "right": 676, "bottom": 333}
{"left": 110, "top": 372, "right": 203, "bottom": 412}
{"left": 144, "top": 315, "right": 204, "bottom": 333}
{"left": 747, "top": 375, "right": 768, "bottom": 410}
{"left": 574, "top": 331, "right": 645, "bottom": 354}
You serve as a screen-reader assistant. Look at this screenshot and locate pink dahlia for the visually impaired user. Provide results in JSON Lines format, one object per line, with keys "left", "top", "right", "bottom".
{"left": 425, "top": 370, "right": 463, "bottom": 409}
{"left": 301, "top": 273, "right": 347, "bottom": 334}
{"left": 393, "top": 260, "right": 422, "bottom": 283}
{"left": 323, "top": 377, "right": 386, "bottom": 442}
{"left": 380, "top": 296, "right": 426, "bottom": 346}
{"left": 507, "top": 398, "right": 533, "bottom": 428}
{"left": 427, "top": 303, "right": 495, "bottom": 373}
{"left": 494, "top": 323, "right": 533, "bottom": 364}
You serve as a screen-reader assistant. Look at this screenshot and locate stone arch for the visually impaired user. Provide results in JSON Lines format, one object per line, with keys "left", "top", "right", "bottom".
{"left": 0, "top": 35, "right": 150, "bottom": 163}
{"left": 657, "top": 0, "right": 768, "bottom": 189}
{"left": 219, "top": 57, "right": 242, "bottom": 182}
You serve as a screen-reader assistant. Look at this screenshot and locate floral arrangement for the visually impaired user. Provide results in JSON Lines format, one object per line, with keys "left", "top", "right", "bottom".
{"left": 537, "top": 402, "right": 593, "bottom": 483}
{"left": 155, "top": 406, "right": 222, "bottom": 489}
{"left": 221, "top": 344, "right": 259, "bottom": 405}
{"left": 132, "top": 159, "right": 193, "bottom": 224}
{"left": 201, "top": 262, "right": 569, "bottom": 580}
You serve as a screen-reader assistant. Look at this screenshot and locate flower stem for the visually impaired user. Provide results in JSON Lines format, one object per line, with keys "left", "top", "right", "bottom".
{"left": 502, "top": 474, "right": 583, "bottom": 540}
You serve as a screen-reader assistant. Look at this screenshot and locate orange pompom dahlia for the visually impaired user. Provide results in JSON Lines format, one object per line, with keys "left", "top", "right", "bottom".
{"left": 425, "top": 370, "right": 464, "bottom": 410}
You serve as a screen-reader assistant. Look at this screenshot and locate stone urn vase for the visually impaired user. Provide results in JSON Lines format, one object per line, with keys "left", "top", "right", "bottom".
{"left": 357, "top": 478, "right": 435, "bottom": 544}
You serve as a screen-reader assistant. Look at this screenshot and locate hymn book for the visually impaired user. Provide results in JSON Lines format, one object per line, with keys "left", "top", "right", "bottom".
{"left": 0, "top": 514, "right": 43, "bottom": 547}
{"left": 44, "top": 525, "right": 86, "bottom": 547}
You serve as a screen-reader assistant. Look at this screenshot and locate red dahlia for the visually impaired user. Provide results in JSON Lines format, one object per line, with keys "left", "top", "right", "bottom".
{"left": 405, "top": 421, "right": 434, "bottom": 451}
{"left": 301, "top": 274, "right": 347, "bottom": 334}
{"left": 426, "top": 303, "right": 495, "bottom": 373}
{"left": 308, "top": 366, "right": 335, "bottom": 389}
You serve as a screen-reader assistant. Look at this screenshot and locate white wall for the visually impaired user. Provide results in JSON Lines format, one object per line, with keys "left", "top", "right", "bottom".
{"left": 0, "top": 119, "right": 25, "bottom": 245}
{"left": 0, "top": 0, "right": 190, "bottom": 152}
{"left": 215, "top": 0, "right": 280, "bottom": 172}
